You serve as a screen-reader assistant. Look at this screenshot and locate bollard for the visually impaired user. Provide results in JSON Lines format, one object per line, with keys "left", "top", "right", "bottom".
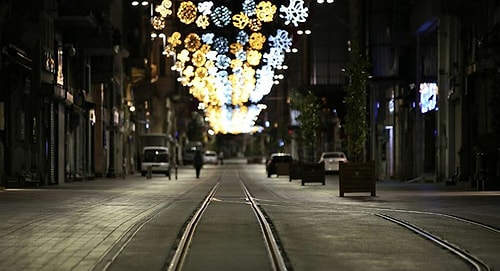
{"left": 146, "top": 166, "right": 152, "bottom": 179}
{"left": 175, "top": 166, "right": 178, "bottom": 180}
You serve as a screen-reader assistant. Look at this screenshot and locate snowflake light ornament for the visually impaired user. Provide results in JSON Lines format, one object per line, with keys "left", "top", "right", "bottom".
{"left": 212, "top": 36, "right": 229, "bottom": 54}
{"left": 215, "top": 55, "right": 231, "bottom": 70}
{"left": 268, "top": 29, "right": 292, "bottom": 51}
{"left": 236, "top": 31, "right": 249, "bottom": 45}
{"left": 242, "top": 0, "right": 257, "bottom": 16}
{"left": 211, "top": 6, "right": 232, "bottom": 27}
{"left": 197, "top": 1, "right": 213, "bottom": 15}
{"left": 263, "top": 47, "right": 285, "bottom": 68}
{"left": 279, "top": 0, "right": 309, "bottom": 27}
{"left": 201, "top": 33, "right": 215, "bottom": 44}
{"left": 235, "top": 50, "right": 247, "bottom": 62}
{"left": 205, "top": 51, "right": 218, "bottom": 61}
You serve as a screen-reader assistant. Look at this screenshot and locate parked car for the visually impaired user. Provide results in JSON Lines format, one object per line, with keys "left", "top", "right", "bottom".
{"left": 318, "top": 151, "right": 348, "bottom": 173}
{"left": 266, "top": 153, "right": 293, "bottom": 177}
{"left": 203, "top": 150, "right": 218, "bottom": 165}
{"left": 141, "top": 146, "right": 171, "bottom": 178}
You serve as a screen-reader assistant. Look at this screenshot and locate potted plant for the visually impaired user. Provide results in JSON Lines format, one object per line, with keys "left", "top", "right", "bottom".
{"left": 339, "top": 41, "right": 376, "bottom": 196}
{"left": 289, "top": 89, "right": 325, "bottom": 185}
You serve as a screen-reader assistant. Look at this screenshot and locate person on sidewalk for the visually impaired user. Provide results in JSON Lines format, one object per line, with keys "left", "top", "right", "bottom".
{"left": 193, "top": 150, "right": 203, "bottom": 178}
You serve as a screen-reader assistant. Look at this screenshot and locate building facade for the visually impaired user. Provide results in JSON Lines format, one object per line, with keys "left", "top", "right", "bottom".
{"left": 369, "top": 0, "right": 500, "bottom": 189}
{"left": 0, "top": 0, "right": 127, "bottom": 187}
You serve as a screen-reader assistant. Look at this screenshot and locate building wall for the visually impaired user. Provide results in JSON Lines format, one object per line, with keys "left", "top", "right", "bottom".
{"left": 0, "top": 0, "right": 127, "bottom": 187}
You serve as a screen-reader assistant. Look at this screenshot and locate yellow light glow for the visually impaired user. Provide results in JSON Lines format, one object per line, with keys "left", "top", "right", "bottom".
{"left": 256, "top": 1, "right": 277, "bottom": 23}
{"left": 249, "top": 32, "right": 266, "bottom": 50}
{"left": 191, "top": 50, "right": 207, "bottom": 67}
{"left": 232, "top": 12, "right": 250, "bottom": 29}
{"left": 177, "top": 1, "right": 197, "bottom": 24}
{"left": 246, "top": 50, "right": 262, "bottom": 66}
{"left": 184, "top": 33, "right": 201, "bottom": 52}
{"left": 248, "top": 18, "right": 262, "bottom": 31}
{"left": 168, "top": 32, "right": 182, "bottom": 47}
{"left": 196, "top": 15, "right": 210, "bottom": 29}
{"left": 230, "top": 43, "right": 243, "bottom": 55}
{"left": 152, "top": 16, "right": 166, "bottom": 30}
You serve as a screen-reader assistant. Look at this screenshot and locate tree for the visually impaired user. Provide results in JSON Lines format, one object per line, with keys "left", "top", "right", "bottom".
{"left": 290, "top": 89, "right": 321, "bottom": 162}
{"left": 343, "top": 41, "right": 370, "bottom": 162}
{"left": 186, "top": 111, "right": 205, "bottom": 142}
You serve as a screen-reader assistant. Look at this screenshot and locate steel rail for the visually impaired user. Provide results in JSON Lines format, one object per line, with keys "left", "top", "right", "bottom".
{"left": 166, "top": 181, "right": 221, "bottom": 271}
{"left": 375, "top": 213, "right": 492, "bottom": 271}
{"left": 370, "top": 208, "right": 500, "bottom": 235}
{"left": 240, "top": 178, "right": 288, "bottom": 271}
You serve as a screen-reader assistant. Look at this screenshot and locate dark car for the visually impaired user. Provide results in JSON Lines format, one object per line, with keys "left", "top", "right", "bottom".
{"left": 266, "top": 153, "right": 293, "bottom": 177}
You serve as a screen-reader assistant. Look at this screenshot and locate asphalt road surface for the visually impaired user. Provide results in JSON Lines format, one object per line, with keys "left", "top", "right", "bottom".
{"left": 1, "top": 159, "right": 499, "bottom": 271}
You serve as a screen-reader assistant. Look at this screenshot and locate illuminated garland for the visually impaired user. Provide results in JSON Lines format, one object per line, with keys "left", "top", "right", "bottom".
{"left": 151, "top": 0, "right": 309, "bottom": 134}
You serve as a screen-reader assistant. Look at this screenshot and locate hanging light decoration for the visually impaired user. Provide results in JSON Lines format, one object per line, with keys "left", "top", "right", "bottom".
{"left": 153, "top": 0, "right": 309, "bottom": 134}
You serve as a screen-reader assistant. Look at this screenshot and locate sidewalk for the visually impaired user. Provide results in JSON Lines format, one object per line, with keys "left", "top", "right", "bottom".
{"left": 0, "top": 165, "right": 208, "bottom": 271}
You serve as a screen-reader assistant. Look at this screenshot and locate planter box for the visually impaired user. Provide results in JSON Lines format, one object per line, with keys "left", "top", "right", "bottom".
{"left": 247, "top": 156, "right": 264, "bottom": 164}
{"left": 339, "top": 161, "right": 376, "bottom": 196}
{"left": 301, "top": 162, "right": 325, "bottom": 185}
{"left": 275, "top": 163, "right": 290, "bottom": 177}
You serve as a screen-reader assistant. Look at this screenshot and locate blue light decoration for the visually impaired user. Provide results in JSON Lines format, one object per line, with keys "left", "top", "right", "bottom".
{"left": 156, "top": 0, "right": 310, "bottom": 134}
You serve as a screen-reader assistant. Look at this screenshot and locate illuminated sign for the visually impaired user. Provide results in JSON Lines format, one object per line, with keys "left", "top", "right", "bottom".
{"left": 419, "top": 82, "right": 437, "bottom": 113}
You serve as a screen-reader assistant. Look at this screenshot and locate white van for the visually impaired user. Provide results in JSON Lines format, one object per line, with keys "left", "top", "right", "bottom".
{"left": 141, "top": 146, "right": 170, "bottom": 178}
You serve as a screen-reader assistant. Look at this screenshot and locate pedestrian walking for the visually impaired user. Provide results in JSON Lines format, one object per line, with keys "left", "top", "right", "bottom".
{"left": 193, "top": 150, "right": 203, "bottom": 178}
{"left": 218, "top": 151, "right": 224, "bottom": 165}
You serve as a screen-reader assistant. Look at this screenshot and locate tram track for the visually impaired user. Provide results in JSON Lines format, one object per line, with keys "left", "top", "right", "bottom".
{"left": 371, "top": 208, "right": 500, "bottom": 235}
{"left": 374, "top": 213, "right": 492, "bottom": 271}
{"left": 95, "top": 167, "right": 499, "bottom": 270}
{"left": 240, "top": 176, "right": 289, "bottom": 271}
{"left": 249, "top": 196, "right": 499, "bottom": 271}
{"left": 166, "top": 181, "right": 221, "bottom": 271}
{"left": 165, "top": 172, "right": 289, "bottom": 271}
